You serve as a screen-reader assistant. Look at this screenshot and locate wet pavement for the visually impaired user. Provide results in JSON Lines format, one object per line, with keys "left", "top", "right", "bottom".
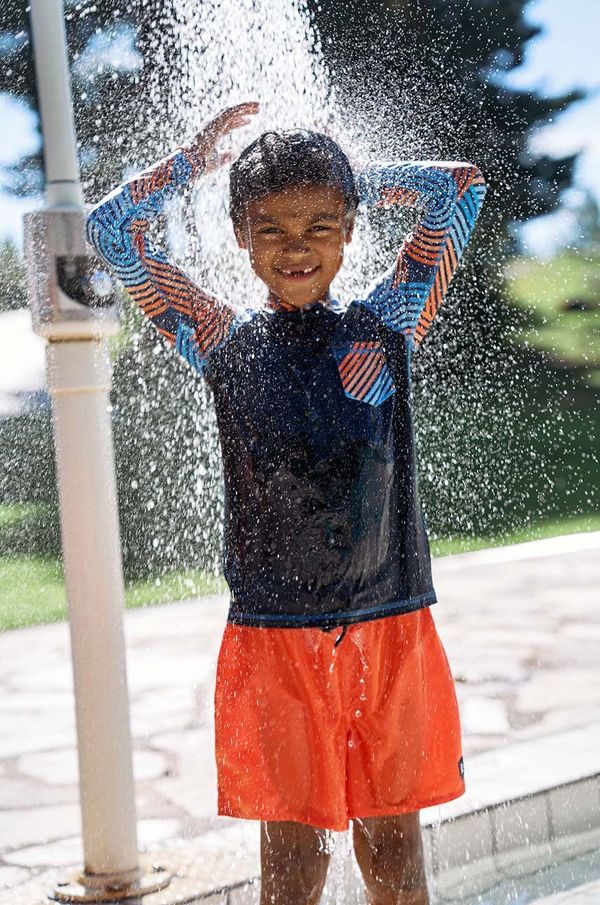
{"left": 532, "top": 878, "right": 600, "bottom": 904}
{"left": 0, "top": 531, "right": 599, "bottom": 898}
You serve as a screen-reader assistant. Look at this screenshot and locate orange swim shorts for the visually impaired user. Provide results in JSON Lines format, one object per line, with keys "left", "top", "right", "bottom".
{"left": 214, "top": 606, "right": 464, "bottom": 831}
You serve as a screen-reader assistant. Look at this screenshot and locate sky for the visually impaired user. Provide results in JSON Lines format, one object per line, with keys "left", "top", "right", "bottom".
{"left": 0, "top": 0, "right": 599, "bottom": 257}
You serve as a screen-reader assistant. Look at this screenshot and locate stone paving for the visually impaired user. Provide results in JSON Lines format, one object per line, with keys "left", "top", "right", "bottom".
{"left": 532, "top": 878, "right": 600, "bottom": 904}
{"left": 0, "top": 532, "right": 599, "bottom": 901}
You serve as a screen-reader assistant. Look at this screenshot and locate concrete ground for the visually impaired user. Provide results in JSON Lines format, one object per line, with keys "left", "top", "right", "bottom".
{"left": 0, "top": 531, "right": 599, "bottom": 901}
{"left": 533, "top": 878, "right": 600, "bottom": 904}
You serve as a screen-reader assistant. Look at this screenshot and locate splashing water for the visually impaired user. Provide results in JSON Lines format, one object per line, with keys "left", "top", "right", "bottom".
{"left": 2, "top": 0, "right": 595, "bottom": 588}
{"left": 144, "top": 0, "right": 385, "bottom": 305}
{"left": 76, "top": 0, "right": 595, "bottom": 587}
{"left": 103, "top": 0, "right": 402, "bottom": 582}
{"left": 148, "top": 0, "right": 336, "bottom": 303}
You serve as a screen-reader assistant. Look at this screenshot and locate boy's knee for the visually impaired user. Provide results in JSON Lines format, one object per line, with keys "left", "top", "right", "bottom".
{"left": 260, "top": 820, "right": 331, "bottom": 905}
{"left": 352, "top": 814, "right": 428, "bottom": 905}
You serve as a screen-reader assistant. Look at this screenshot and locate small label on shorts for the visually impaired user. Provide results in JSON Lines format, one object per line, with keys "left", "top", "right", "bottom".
{"left": 458, "top": 756, "right": 465, "bottom": 779}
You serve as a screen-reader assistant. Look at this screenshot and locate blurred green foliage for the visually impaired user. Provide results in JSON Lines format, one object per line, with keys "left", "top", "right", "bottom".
{"left": 507, "top": 250, "right": 600, "bottom": 387}
{"left": 0, "top": 239, "right": 27, "bottom": 311}
{"left": 0, "top": 0, "right": 184, "bottom": 200}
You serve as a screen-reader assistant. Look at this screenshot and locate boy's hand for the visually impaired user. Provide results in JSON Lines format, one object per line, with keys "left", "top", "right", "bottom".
{"left": 189, "top": 102, "right": 260, "bottom": 173}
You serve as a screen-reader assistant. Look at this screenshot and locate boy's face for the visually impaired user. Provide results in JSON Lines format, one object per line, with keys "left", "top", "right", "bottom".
{"left": 234, "top": 184, "right": 354, "bottom": 309}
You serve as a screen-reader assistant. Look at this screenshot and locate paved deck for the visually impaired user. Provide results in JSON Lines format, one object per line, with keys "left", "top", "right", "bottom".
{"left": 532, "top": 878, "right": 600, "bottom": 904}
{"left": 1, "top": 532, "right": 599, "bottom": 901}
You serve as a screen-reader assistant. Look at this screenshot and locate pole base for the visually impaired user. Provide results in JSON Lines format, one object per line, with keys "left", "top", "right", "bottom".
{"left": 48, "top": 863, "right": 171, "bottom": 903}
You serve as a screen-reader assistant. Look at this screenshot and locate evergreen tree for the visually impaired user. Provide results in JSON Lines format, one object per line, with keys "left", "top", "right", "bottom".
{"left": 306, "top": 0, "right": 592, "bottom": 538}
{"left": 0, "top": 239, "right": 27, "bottom": 311}
{"left": 0, "top": 0, "right": 182, "bottom": 199}
{"left": 573, "top": 191, "right": 600, "bottom": 249}
{"left": 307, "top": 0, "right": 580, "bottom": 232}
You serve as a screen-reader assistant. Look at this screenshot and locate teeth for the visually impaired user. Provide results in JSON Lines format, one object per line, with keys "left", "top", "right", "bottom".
{"left": 281, "top": 267, "right": 315, "bottom": 274}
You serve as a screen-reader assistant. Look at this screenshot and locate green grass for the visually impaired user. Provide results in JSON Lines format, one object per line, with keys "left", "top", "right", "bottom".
{"left": 0, "top": 557, "right": 226, "bottom": 632}
{"left": 1, "top": 513, "right": 598, "bottom": 632}
{"left": 507, "top": 250, "right": 600, "bottom": 313}
{"left": 0, "top": 502, "right": 45, "bottom": 527}
{"left": 505, "top": 250, "right": 600, "bottom": 384}
{"left": 429, "top": 513, "right": 600, "bottom": 557}
{"left": 124, "top": 569, "right": 226, "bottom": 609}
{"left": 0, "top": 557, "right": 67, "bottom": 631}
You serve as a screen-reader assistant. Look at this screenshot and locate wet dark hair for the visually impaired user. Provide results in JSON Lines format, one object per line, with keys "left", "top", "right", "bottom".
{"left": 229, "top": 129, "right": 358, "bottom": 231}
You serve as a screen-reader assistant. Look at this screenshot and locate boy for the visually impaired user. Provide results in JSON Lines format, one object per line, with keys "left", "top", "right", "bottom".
{"left": 86, "top": 101, "right": 486, "bottom": 905}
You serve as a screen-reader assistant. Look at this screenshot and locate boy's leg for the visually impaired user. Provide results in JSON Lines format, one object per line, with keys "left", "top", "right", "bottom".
{"left": 352, "top": 813, "right": 429, "bottom": 905}
{"left": 260, "top": 820, "right": 331, "bottom": 905}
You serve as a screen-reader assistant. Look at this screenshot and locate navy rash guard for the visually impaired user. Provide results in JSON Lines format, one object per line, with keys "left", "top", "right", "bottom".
{"left": 86, "top": 143, "right": 487, "bottom": 628}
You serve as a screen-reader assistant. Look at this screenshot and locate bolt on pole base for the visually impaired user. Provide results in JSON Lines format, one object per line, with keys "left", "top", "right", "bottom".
{"left": 48, "top": 862, "right": 171, "bottom": 903}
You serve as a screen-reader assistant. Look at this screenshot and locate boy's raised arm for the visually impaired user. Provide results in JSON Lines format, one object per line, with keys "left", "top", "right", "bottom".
{"left": 357, "top": 160, "right": 487, "bottom": 348}
{"left": 86, "top": 104, "right": 260, "bottom": 374}
{"left": 85, "top": 144, "right": 239, "bottom": 375}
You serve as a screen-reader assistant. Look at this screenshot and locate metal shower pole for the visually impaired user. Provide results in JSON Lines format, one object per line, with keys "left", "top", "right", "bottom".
{"left": 25, "top": 0, "right": 171, "bottom": 900}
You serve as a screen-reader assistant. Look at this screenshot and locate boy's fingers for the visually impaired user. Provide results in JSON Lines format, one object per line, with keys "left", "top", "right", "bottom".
{"left": 221, "top": 116, "right": 245, "bottom": 132}
{"left": 219, "top": 115, "right": 255, "bottom": 138}
{"left": 194, "top": 102, "right": 259, "bottom": 150}
{"left": 226, "top": 116, "right": 252, "bottom": 131}
{"left": 217, "top": 102, "right": 260, "bottom": 127}
{"left": 228, "top": 101, "right": 260, "bottom": 113}
{"left": 226, "top": 107, "right": 259, "bottom": 124}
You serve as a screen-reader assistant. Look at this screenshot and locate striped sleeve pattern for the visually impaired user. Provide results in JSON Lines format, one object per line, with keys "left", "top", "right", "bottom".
{"left": 357, "top": 161, "right": 487, "bottom": 348}
{"left": 85, "top": 145, "right": 239, "bottom": 375}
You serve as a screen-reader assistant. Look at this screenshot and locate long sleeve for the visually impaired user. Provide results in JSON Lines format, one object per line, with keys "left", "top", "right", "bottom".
{"left": 357, "top": 161, "right": 487, "bottom": 348}
{"left": 85, "top": 145, "right": 241, "bottom": 375}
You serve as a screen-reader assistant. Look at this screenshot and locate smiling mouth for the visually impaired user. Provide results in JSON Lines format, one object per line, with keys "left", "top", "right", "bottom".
{"left": 276, "top": 265, "right": 320, "bottom": 281}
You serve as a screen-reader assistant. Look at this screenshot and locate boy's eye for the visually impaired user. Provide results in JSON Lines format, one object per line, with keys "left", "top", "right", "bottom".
{"left": 258, "top": 226, "right": 281, "bottom": 235}
{"left": 310, "top": 225, "right": 330, "bottom": 232}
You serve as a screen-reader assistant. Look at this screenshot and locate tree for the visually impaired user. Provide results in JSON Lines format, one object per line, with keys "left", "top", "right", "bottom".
{"left": 305, "top": 0, "right": 593, "bottom": 538}
{"left": 573, "top": 190, "right": 600, "bottom": 250}
{"left": 306, "top": 0, "right": 580, "bottom": 233}
{"left": 0, "top": 238, "right": 27, "bottom": 311}
{"left": 0, "top": 0, "right": 183, "bottom": 199}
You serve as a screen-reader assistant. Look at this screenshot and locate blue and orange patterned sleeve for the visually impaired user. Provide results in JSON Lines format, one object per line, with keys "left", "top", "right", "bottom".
{"left": 357, "top": 161, "right": 487, "bottom": 348}
{"left": 85, "top": 145, "right": 241, "bottom": 375}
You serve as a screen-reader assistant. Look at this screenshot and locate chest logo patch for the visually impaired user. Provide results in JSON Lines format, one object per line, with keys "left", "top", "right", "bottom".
{"left": 332, "top": 341, "right": 395, "bottom": 406}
